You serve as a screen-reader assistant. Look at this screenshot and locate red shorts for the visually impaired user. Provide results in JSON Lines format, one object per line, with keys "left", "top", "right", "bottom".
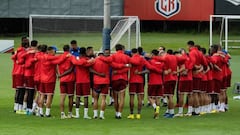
{"left": 129, "top": 83, "right": 144, "bottom": 94}
{"left": 226, "top": 74, "right": 231, "bottom": 87}
{"left": 93, "top": 84, "right": 109, "bottom": 95}
{"left": 193, "top": 78, "right": 201, "bottom": 92}
{"left": 40, "top": 82, "right": 56, "bottom": 95}
{"left": 148, "top": 85, "right": 163, "bottom": 97}
{"left": 76, "top": 83, "right": 90, "bottom": 97}
{"left": 207, "top": 80, "right": 214, "bottom": 94}
{"left": 201, "top": 81, "right": 208, "bottom": 92}
{"left": 213, "top": 79, "right": 221, "bottom": 94}
{"left": 60, "top": 81, "right": 75, "bottom": 95}
{"left": 112, "top": 79, "right": 128, "bottom": 92}
{"left": 164, "top": 81, "right": 176, "bottom": 95}
{"left": 178, "top": 81, "right": 193, "bottom": 94}
{"left": 25, "top": 76, "right": 35, "bottom": 89}
{"left": 15, "top": 75, "right": 25, "bottom": 88}
{"left": 34, "top": 81, "right": 40, "bottom": 91}
{"left": 12, "top": 75, "right": 17, "bottom": 89}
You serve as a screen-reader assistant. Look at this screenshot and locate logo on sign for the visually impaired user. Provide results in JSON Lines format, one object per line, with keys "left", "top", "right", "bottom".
{"left": 155, "top": 0, "right": 181, "bottom": 18}
{"left": 225, "top": 0, "right": 240, "bottom": 6}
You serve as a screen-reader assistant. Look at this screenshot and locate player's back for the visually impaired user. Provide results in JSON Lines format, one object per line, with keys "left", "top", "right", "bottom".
{"left": 92, "top": 56, "right": 110, "bottom": 84}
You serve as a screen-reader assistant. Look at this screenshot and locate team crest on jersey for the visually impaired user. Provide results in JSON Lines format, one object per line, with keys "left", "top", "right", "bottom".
{"left": 155, "top": 0, "right": 181, "bottom": 18}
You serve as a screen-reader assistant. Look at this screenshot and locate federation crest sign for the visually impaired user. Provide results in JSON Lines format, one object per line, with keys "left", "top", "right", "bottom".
{"left": 155, "top": 0, "right": 181, "bottom": 18}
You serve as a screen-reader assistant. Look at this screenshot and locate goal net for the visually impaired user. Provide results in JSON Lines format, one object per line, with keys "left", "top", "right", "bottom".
{"left": 29, "top": 15, "right": 141, "bottom": 52}
{"left": 210, "top": 15, "right": 240, "bottom": 51}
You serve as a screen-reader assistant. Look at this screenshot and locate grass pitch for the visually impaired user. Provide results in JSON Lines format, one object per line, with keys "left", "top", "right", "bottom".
{"left": 0, "top": 33, "right": 240, "bottom": 135}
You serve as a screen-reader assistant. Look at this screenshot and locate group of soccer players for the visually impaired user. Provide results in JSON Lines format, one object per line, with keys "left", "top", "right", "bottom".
{"left": 11, "top": 37, "right": 232, "bottom": 119}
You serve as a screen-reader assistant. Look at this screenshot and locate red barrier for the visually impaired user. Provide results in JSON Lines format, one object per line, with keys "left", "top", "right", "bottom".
{"left": 124, "top": 0, "right": 214, "bottom": 21}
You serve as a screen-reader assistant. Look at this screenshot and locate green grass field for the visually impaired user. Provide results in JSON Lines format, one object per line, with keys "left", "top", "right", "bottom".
{"left": 0, "top": 33, "right": 240, "bottom": 135}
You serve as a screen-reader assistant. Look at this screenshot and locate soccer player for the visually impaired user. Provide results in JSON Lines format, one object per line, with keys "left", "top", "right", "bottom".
{"left": 175, "top": 49, "right": 194, "bottom": 117}
{"left": 71, "top": 47, "right": 95, "bottom": 119}
{"left": 14, "top": 37, "right": 29, "bottom": 114}
{"left": 20, "top": 40, "right": 38, "bottom": 115}
{"left": 58, "top": 45, "right": 75, "bottom": 119}
{"left": 112, "top": 44, "right": 130, "bottom": 119}
{"left": 38, "top": 46, "right": 69, "bottom": 117}
{"left": 32, "top": 45, "right": 47, "bottom": 115}
{"left": 187, "top": 41, "right": 205, "bottom": 116}
{"left": 70, "top": 40, "right": 80, "bottom": 56}
{"left": 86, "top": 46, "right": 95, "bottom": 105}
{"left": 91, "top": 52, "right": 110, "bottom": 119}
{"left": 144, "top": 49, "right": 164, "bottom": 119}
{"left": 127, "top": 48, "right": 145, "bottom": 119}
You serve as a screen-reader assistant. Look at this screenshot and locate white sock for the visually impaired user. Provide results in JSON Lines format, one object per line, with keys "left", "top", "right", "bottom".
{"left": 93, "top": 110, "right": 98, "bottom": 117}
{"left": 169, "top": 109, "right": 174, "bottom": 114}
{"left": 39, "top": 107, "right": 43, "bottom": 115}
{"left": 220, "top": 103, "right": 225, "bottom": 110}
{"left": 18, "top": 104, "right": 23, "bottom": 111}
{"left": 152, "top": 103, "right": 157, "bottom": 109}
{"left": 68, "top": 112, "right": 72, "bottom": 116}
{"left": 142, "top": 100, "right": 144, "bottom": 104}
{"left": 118, "top": 112, "right": 122, "bottom": 117}
{"left": 45, "top": 108, "right": 50, "bottom": 116}
{"left": 178, "top": 107, "right": 183, "bottom": 114}
{"left": 187, "top": 106, "right": 193, "bottom": 114}
{"left": 76, "top": 108, "right": 80, "bottom": 117}
{"left": 195, "top": 107, "right": 200, "bottom": 114}
{"left": 100, "top": 110, "right": 104, "bottom": 118}
{"left": 84, "top": 108, "right": 88, "bottom": 117}
{"left": 14, "top": 103, "right": 18, "bottom": 111}
{"left": 23, "top": 102, "right": 27, "bottom": 110}
{"left": 61, "top": 112, "right": 65, "bottom": 116}
{"left": 163, "top": 97, "right": 167, "bottom": 103}
{"left": 199, "top": 106, "right": 203, "bottom": 113}
{"left": 111, "top": 98, "right": 114, "bottom": 102}
{"left": 32, "top": 102, "right": 37, "bottom": 112}
{"left": 165, "top": 109, "right": 169, "bottom": 113}
{"left": 92, "top": 98, "right": 94, "bottom": 103}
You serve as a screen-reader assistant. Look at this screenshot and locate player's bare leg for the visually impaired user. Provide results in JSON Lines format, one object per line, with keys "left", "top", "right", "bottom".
{"left": 136, "top": 94, "right": 144, "bottom": 119}
{"left": 83, "top": 96, "right": 91, "bottom": 119}
{"left": 185, "top": 94, "right": 193, "bottom": 116}
{"left": 175, "top": 93, "right": 184, "bottom": 117}
{"left": 45, "top": 94, "right": 53, "bottom": 117}
{"left": 100, "top": 95, "right": 106, "bottom": 119}
{"left": 165, "top": 95, "right": 174, "bottom": 118}
{"left": 60, "top": 94, "right": 66, "bottom": 119}
{"left": 23, "top": 91, "right": 28, "bottom": 110}
{"left": 118, "top": 90, "right": 126, "bottom": 119}
{"left": 193, "top": 92, "right": 200, "bottom": 115}
{"left": 219, "top": 89, "right": 226, "bottom": 112}
{"left": 75, "top": 96, "right": 80, "bottom": 118}
{"left": 127, "top": 94, "right": 135, "bottom": 119}
{"left": 68, "top": 95, "right": 74, "bottom": 118}
{"left": 113, "top": 91, "right": 119, "bottom": 118}
{"left": 38, "top": 93, "right": 45, "bottom": 117}
{"left": 14, "top": 89, "right": 19, "bottom": 112}
{"left": 93, "top": 91, "right": 99, "bottom": 119}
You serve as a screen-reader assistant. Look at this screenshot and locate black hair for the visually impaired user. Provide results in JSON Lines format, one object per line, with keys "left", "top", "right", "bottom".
{"left": 167, "top": 49, "right": 173, "bottom": 55}
{"left": 173, "top": 51, "right": 180, "bottom": 55}
{"left": 151, "top": 49, "right": 159, "bottom": 56}
{"left": 87, "top": 46, "right": 93, "bottom": 50}
{"left": 200, "top": 47, "right": 207, "bottom": 55}
{"left": 21, "top": 36, "right": 27, "bottom": 41}
{"left": 115, "top": 44, "right": 123, "bottom": 51}
{"left": 98, "top": 52, "right": 104, "bottom": 56}
{"left": 187, "top": 40, "right": 195, "bottom": 46}
{"left": 41, "top": 45, "right": 48, "bottom": 52}
{"left": 37, "top": 45, "right": 42, "bottom": 51}
{"left": 47, "top": 46, "right": 54, "bottom": 51}
{"left": 80, "top": 47, "right": 87, "bottom": 56}
{"left": 104, "top": 48, "right": 110, "bottom": 51}
{"left": 137, "top": 47, "right": 143, "bottom": 54}
{"left": 131, "top": 48, "right": 138, "bottom": 54}
{"left": 70, "top": 40, "right": 77, "bottom": 44}
{"left": 31, "top": 40, "right": 38, "bottom": 47}
{"left": 63, "top": 45, "right": 70, "bottom": 52}
{"left": 210, "top": 44, "right": 219, "bottom": 55}
{"left": 195, "top": 45, "right": 201, "bottom": 50}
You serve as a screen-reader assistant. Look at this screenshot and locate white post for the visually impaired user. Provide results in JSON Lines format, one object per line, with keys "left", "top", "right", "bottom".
{"left": 128, "top": 24, "right": 131, "bottom": 50}
{"left": 29, "top": 15, "right": 33, "bottom": 41}
{"left": 209, "top": 15, "right": 213, "bottom": 47}
{"left": 136, "top": 18, "right": 140, "bottom": 48}
{"left": 225, "top": 17, "right": 228, "bottom": 51}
